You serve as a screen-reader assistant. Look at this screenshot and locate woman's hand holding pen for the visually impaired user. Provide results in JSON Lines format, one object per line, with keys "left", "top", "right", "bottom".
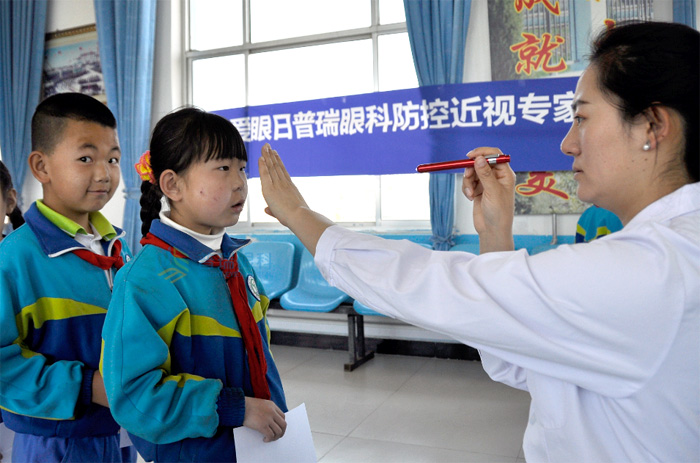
{"left": 462, "top": 147, "right": 516, "bottom": 253}
{"left": 259, "top": 143, "right": 334, "bottom": 255}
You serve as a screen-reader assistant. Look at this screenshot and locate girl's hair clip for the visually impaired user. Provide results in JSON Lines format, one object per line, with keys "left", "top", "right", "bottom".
{"left": 135, "top": 150, "right": 156, "bottom": 184}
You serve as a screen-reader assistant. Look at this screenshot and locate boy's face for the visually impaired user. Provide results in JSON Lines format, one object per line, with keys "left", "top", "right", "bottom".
{"left": 35, "top": 120, "right": 121, "bottom": 226}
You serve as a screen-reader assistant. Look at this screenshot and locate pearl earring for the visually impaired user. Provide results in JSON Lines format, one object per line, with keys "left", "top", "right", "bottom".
{"left": 643, "top": 141, "right": 651, "bottom": 151}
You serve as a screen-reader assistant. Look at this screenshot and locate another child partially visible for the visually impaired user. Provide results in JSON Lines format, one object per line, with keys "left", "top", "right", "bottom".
{"left": 0, "top": 160, "right": 21, "bottom": 462}
{"left": 575, "top": 204, "right": 623, "bottom": 243}
{"left": 0, "top": 160, "right": 25, "bottom": 241}
{"left": 101, "top": 107, "right": 287, "bottom": 462}
{"left": 0, "top": 93, "right": 132, "bottom": 463}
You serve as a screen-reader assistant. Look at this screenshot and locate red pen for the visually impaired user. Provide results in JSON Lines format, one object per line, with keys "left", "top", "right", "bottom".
{"left": 416, "top": 154, "right": 511, "bottom": 173}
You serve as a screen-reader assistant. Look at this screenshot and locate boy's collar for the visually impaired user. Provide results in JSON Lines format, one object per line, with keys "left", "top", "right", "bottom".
{"left": 36, "top": 199, "right": 117, "bottom": 240}
{"left": 148, "top": 219, "right": 250, "bottom": 263}
{"left": 24, "top": 202, "right": 125, "bottom": 257}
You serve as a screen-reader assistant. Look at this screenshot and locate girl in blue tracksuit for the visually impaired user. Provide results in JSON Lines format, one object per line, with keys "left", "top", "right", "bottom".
{"left": 101, "top": 108, "right": 287, "bottom": 463}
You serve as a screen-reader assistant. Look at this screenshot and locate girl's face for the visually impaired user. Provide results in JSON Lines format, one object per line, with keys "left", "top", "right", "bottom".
{"left": 560, "top": 65, "right": 650, "bottom": 222}
{"left": 170, "top": 157, "right": 248, "bottom": 235}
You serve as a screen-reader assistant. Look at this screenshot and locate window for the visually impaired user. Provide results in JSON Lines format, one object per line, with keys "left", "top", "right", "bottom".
{"left": 186, "top": 0, "right": 427, "bottom": 229}
{"left": 606, "top": 0, "right": 654, "bottom": 21}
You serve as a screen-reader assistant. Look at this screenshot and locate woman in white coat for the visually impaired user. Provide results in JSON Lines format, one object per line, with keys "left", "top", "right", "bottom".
{"left": 259, "top": 21, "right": 699, "bottom": 463}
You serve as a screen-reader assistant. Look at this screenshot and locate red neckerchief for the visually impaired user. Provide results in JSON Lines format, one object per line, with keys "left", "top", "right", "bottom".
{"left": 73, "top": 239, "right": 124, "bottom": 271}
{"left": 140, "top": 233, "right": 271, "bottom": 400}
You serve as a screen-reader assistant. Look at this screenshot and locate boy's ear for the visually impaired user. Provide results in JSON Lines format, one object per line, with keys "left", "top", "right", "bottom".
{"left": 159, "top": 169, "right": 183, "bottom": 202}
{"left": 28, "top": 151, "right": 50, "bottom": 184}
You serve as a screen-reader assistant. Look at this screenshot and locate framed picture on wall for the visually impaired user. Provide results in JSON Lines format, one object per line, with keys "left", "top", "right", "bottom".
{"left": 43, "top": 24, "right": 106, "bottom": 103}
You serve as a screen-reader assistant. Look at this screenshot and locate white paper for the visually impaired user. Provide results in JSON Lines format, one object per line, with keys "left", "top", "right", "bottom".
{"left": 234, "top": 403, "right": 317, "bottom": 463}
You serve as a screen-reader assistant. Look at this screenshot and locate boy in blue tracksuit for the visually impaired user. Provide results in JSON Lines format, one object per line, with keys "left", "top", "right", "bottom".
{"left": 0, "top": 93, "right": 133, "bottom": 462}
{"left": 101, "top": 107, "right": 287, "bottom": 462}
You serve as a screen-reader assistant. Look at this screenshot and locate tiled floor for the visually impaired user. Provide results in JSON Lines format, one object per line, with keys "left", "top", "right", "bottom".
{"left": 273, "top": 345, "right": 531, "bottom": 463}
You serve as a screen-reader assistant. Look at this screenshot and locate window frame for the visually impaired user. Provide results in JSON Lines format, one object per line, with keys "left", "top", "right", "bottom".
{"left": 183, "top": 0, "right": 433, "bottom": 232}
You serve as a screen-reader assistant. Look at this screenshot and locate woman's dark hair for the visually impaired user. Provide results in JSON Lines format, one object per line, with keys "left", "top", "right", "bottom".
{"left": 0, "top": 161, "right": 25, "bottom": 230}
{"left": 140, "top": 107, "right": 247, "bottom": 236}
{"left": 590, "top": 21, "right": 699, "bottom": 182}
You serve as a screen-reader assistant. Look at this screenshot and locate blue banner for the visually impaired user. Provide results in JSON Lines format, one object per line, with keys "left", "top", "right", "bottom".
{"left": 215, "top": 76, "right": 578, "bottom": 177}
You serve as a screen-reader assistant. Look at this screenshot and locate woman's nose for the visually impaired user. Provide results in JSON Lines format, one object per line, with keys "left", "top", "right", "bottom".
{"left": 560, "top": 125, "right": 579, "bottom": 157}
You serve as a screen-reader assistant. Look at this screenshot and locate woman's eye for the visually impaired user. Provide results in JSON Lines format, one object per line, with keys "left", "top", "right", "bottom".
{"left": 574, "top": 116, "right": 584, "bottom": 126}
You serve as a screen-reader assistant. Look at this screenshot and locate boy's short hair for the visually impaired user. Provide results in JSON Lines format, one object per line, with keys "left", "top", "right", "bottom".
{"left": 31, "top": 93, "right": 117, "bottom": 154}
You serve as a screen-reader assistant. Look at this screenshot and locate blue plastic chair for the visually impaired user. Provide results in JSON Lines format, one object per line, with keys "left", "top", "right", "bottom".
{"left": 448, "top": 243, "right": 480, "bottom": 254}
{"left": 530, "top": 243, "right": 560, "bottom": 255}
{"left": 352, "top": 300, "right": 383, "bottom": 316}
{"left": 280, "top": 249, "right": 351, "bottom": 312}
{"left": 240, "top": 241, "right": 295, "bottom": 299}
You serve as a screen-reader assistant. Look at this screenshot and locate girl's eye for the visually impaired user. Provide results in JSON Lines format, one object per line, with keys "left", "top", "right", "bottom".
{"left": 218, "top": 165, "right": 230, "bottom": 171}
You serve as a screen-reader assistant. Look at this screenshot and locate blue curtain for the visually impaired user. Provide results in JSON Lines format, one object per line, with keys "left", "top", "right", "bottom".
{"left": 404, "top": 0, "right": 471, "bottom": 250}
{"left": 673, "top": 0, "right": 697, "bottom": 28}
{"left": 0, "top": 0, "right": 47, "bottom": 208}
{"left": 95, "top": 0, "right": 157, "bottom": 252}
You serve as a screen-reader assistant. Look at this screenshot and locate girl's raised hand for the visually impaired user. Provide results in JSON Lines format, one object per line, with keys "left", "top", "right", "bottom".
{"left": 258, "top": 143, "right": 334, "bottom": 255}
{"left": 259, "top": 144, "right": 309, "bottom": 227}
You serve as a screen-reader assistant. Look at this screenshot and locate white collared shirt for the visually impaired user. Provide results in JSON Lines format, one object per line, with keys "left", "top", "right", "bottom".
{"left": 159, "top": 196, "right": 224, "bottom": 254}
{"left": 314, "top": 182, "right": 700, "bottom": 463}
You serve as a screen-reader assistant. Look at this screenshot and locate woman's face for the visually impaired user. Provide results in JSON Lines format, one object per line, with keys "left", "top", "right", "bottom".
{"left": 560, "top": 65, "right": 651, "bottom": 220}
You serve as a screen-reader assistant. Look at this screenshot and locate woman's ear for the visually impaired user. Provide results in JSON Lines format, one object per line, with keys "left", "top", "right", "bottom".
{"left": 159, "top": 170, "right": 183, "bottom": 202}
{"left": 28, "top": 151, "right": 50, "bottom": 184}
{"left": 642, "top": 105, "right": 676, "bottom": 151}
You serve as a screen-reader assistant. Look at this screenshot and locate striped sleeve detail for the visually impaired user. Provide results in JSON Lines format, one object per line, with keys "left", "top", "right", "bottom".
{"left": 15, "top": 297, "right": 107, "bottom": 341}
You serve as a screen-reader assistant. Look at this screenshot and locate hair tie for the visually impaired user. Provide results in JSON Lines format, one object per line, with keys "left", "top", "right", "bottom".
{"left": 135, "top": 150, "right": 156, "bottom": 184}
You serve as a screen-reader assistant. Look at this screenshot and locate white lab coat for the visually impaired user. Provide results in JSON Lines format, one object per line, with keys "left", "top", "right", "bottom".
{"left": 315, "top": 182, "right": 700, "bottom": 463}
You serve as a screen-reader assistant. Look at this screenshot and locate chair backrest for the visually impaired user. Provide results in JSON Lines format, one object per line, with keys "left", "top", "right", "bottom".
{"left": 240, "top": 241, "right": 295, "bottom": 299}
{"left": 449, "top": 243, "right": 480, "bottom": 254}
{"left": 297, "top": 249, "right": 350, "bottom": 298}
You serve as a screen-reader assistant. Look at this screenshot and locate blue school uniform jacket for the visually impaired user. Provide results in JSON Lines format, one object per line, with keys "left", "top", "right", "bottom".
{"left": 101, "top": 220, "right": 287, "bottom": 462}
{"left": 0, "top": 203, "right": 129, "bottom": 438}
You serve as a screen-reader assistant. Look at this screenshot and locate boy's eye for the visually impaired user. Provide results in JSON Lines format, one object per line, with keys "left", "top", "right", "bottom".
{"left": 79, "top": 156, "right": 92, "bottom": 163}
{"left": 109, "top": 157, "right": 120, "bottom": 164}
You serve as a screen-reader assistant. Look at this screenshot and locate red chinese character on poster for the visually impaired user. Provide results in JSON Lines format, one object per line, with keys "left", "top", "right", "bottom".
{"left": 515, "top": 172, "right": 569, "bottom": 200}
{"left": 514, "top": 0, "right": 561, "bottom": 15}
{"left": 509, "top": 32, "right": 567, "bottom": 75}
